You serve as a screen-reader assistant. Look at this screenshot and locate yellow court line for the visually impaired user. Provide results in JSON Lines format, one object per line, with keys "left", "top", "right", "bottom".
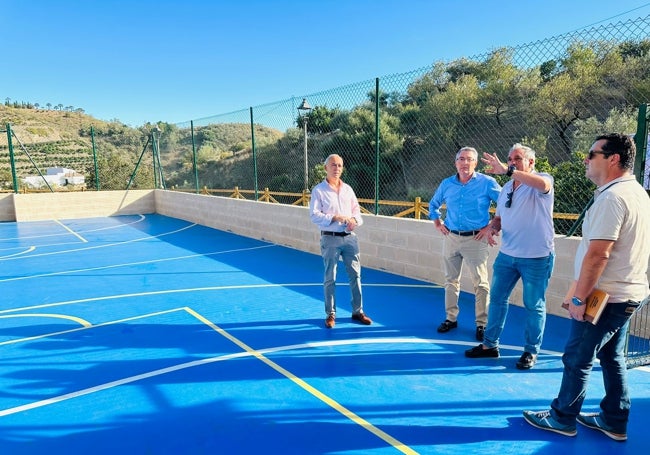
{"left": 0, "top": 313, "right": 91, "bottom": 327}
{"left": 185, "top": 307, "right": 418, "bottom": 455}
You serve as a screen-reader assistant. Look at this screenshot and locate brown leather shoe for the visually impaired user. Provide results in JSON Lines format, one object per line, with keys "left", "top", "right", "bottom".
{"left": 325, "top": 313, "right": 335, "bottom": 328}
{"left": 352, "top": 312, "right": 372, "bottom": 325}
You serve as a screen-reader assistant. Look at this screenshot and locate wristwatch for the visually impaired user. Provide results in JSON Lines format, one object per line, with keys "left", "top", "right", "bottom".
{"left": 571, "top": 296, "right": 584, "bottom": 306}
{"left": 506, "top": 164, "right": 517, "bottom": 177}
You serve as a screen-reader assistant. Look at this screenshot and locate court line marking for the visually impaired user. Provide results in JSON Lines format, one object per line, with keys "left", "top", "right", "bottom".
{"left": 0, "top": 214, "right": 146, "bottom": 241}
{"left": 0, "top": 282, "right": 440, "bottom": 314}
{"left": 0, "top": 222, "right": 199, "bottom": 262}
{"left": 0, "top": 308, "right": 184, "bottom": 346}
{"left": 1, "top": 306, "right": 488, "bottom": 454}
{"left": 54, "top": 219, "right": 88, "bottom": 243}
{"left": 0, "top": 313, "right": 91, "bottom": 327}
{"left": 0, "top": 246, "right": 36, "bottom": 259}
{"left": 186, "top": 307, "right": 417, "bottom": 455}
{"left": 2, "top": 304, "right": 647, "bottom": 452}
{"left": 0, "top": 244, "right": 278, "bottom": 283}
{"left": 1, "top": 281, "right": 644, "bottom": 374}
{"left": 68, "top": 214, "right": 147, "bottom": 234}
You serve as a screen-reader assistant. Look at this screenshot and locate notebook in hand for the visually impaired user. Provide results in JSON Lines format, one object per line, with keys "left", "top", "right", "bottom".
{"left": 562, "top": 282, "right": 610, "bottom": 325}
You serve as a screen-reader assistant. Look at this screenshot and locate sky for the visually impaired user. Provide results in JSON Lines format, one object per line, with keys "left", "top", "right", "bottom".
{"left": 3, "top": 0, "right": 650, "bottom": 127}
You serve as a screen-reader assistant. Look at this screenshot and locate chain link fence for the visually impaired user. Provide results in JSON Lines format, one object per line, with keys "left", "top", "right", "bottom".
{"left": 1, "top": 16, "right": 649, "bottom": 235}
{"left": 154, "top": 15, "right": 650, "bottom": 236}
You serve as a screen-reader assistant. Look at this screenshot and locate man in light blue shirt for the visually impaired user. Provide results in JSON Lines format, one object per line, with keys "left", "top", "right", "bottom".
{"left": 465, "top": 143, "right": 555, "bottom": 370}
{"left": 429, "top": 146, "right": 501, "bottom": 341}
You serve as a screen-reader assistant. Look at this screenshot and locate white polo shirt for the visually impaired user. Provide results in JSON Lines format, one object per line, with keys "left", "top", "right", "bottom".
{"left": 576, "top": 175, "right": 650, "bottom": 302}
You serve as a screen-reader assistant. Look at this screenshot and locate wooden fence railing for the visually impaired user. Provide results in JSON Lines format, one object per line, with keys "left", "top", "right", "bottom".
{"left": 189, "top": 186, "right": 579, "bottom": 221}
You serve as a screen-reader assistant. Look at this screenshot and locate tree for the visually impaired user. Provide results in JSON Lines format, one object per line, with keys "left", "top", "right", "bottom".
{"left": 296, "top": 105, "right": 340, "bottom": 134}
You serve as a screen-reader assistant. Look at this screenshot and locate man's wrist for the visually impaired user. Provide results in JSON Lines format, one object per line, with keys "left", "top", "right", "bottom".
{"left": 571, "top": 296, "right": 584, "bottom": 306}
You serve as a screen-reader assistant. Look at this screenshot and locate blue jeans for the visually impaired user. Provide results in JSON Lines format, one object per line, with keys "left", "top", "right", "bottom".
{"left": 483, "top": 252, "right": 554, "bottom": 354}
{"left": 320, "top": 233, "right": 363, "bottom": 315}
{"left": 550, "top": 300, "right": 641, "bottom": 433}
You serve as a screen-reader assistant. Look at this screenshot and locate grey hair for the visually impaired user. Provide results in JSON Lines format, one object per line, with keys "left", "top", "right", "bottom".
{"left": 510, "top": 143, "right": 536, "bottom": 160}
{"left": 456, "top": 147, "right": 478, "bottom": 161}
{"left": 324, "top": 153, "right": 343, "bottom": 165}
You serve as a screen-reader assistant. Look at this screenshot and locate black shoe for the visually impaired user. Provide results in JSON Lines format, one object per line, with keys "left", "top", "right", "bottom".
{"left": 465, "top": 344, "right": 499, "bottom": 358}
{"left": 437, "top": 319, "right": 457, "bottom": 333}
{"left": 476, "top": 326, "right": 485, "bottom": 341}
{"left": 516, "top": 352, "right": 537, "bottom": 369}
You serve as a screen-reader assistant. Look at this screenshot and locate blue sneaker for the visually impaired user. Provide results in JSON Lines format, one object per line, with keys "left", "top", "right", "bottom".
{"left": 577, "top": 412, "right": 627, "bottom": 441}
{"left": 523, "top": 410, "right": 577, "bottom": 436}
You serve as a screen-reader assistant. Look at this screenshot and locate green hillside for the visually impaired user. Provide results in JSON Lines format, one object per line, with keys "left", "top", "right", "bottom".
{"left": 0, "top": 104, "right": 284, "bottom": 191}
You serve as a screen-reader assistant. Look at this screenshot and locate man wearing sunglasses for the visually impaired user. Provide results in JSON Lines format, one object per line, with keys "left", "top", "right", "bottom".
{"left": 465, "top": 143, "right": 555, "bottom": 370}
{"left": 523, "top": 133, "right": 650, "bottom": 441}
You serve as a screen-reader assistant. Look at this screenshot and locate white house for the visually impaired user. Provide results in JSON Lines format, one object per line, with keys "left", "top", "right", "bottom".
{"left": 23, "top": 167, "right": 85, "bottom": 188}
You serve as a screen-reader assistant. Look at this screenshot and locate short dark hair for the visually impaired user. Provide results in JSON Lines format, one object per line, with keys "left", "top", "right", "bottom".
{"left": 596, "top": 133, "right": 635, "bottom": 171}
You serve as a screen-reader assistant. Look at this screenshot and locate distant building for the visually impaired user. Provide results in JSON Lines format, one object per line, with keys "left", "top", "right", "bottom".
{"left": 23, "top": 167, "right": 85, "bottom": 188}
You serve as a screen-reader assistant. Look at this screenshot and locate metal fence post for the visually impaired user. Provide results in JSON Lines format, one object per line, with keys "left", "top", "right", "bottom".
{"left": 633, "top": 103, "right": 648, "bottom": 191}
{"left": 90, "top": 126, "right": 100, "bottom": 190}
{"left": 250, "top": 107, "right": 258, "bottom": 200}
{"left": 191, "top": 121, "right": 199, "bottom": 193}
{"left": 374, "top": 77, "right": 380, "bottom": 215}
{"left": 5, "top": 124, "right": 19, "bottom": 193}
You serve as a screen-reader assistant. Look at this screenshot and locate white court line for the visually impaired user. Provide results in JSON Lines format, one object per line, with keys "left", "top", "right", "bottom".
{"left": 71, "top": 214, "right": 146, "bottom": 234}
{"left": 54, "top": 219, "right": 88, "bottom": 243}
{"left": 0, "top": 244, "right": 278, "bottom": 283}
{"left": 0, "top": 308, "right": 185, "bottom": 346}
{"left": 0, "top": 313, "right": 92, "bottom": 327}
{"left": 0, "top": 282, "right": 439, "bottom": 314}
{"left": 0, "top": 246, "right": 36, "bottom": 259}
{"left": 0, "top": 308, "right": 566, "bottom": 455}
{"left": 0, "top": 214, "right": 146, "bottom": 241}
{"left": 1, "top": 305, "right": 647, "bottom": 450}
{"left": 0, "top": 222, "right": 199, "bottom": 262}
{"left": 0, "top": 306, "right": 466, "bottom": 454}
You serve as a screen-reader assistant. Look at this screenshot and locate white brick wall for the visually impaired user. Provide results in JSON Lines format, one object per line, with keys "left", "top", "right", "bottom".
{"left": 5, "top": 189, "right": 648, "bottom": 319}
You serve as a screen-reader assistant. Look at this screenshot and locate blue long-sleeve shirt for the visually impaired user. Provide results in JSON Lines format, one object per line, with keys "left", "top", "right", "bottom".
{"left": 429, "top": 172, "right": 501, "bottom": 231}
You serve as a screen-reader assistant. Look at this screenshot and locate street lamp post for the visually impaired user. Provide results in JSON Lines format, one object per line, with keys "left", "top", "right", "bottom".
{"left": 297, "top": 98, "right": 312, "bottom": 191}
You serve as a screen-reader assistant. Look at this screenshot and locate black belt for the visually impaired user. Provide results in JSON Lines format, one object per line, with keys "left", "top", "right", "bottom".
{"left": 322, "top": 231, "right": 350, "bottom": 237}
{"left": 449, "top": 229, "right": 481, "bottom": 236}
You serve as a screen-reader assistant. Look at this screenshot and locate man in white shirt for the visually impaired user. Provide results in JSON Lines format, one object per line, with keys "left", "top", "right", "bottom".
{"left": 309, "top": 154, "right": 372, "bottom": 328}
{"left": 465, "top": 143, "right": 555, "bottom": 370}
{"left": 523, "top": 133, "right": 650, "bottom": 441}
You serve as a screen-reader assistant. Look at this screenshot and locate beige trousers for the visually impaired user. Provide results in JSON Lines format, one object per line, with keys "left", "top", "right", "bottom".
{"left": 441, "top": 233, "right": 490, "bottom": 326}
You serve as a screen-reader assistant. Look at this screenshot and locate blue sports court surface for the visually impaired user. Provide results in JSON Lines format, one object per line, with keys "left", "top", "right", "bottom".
{"left": 0, "top": 214, "right": 648, "bottom": 454}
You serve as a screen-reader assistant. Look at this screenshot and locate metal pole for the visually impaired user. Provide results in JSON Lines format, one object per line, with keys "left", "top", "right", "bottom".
{"left": 151, "top": 130, "right": 158, "bottom": 189}
{"left": 303, "top": 119, "right": 308, "bottom": 190}
{"left": 126, "top": 136, "right": 151, "bottom": 191}
{"left": 250, "top": 107, "right": 258, "bottom": 199}
{"left": 374, "top": 77, "right": 380, "bottom": 215}
{"left": 91, "top": 126, "right": 100, "bottom": 190}
{"left": 152, "top": 129, "right": 166, "bottom": 189}
{"left": 633, "top": 103, "right": 648, "bottom": 189}
{"left": 191, "top": 121, "right": 199, "bottom": 193}
{"left": 6, "top": 124, "right": 19, "bottom": 193}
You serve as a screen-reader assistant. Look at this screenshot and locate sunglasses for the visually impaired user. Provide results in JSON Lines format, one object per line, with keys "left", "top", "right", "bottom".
{"left": 505, "top": 190, "right": 513, "bottom": 208}
{"left": 587, "top": 150, "right": 612, "bottom": 160}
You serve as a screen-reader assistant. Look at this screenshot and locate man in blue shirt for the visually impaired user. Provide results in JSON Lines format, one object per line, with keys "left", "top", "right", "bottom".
{"left": 429, "top": 147, "right": 501, "bottom": 341}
